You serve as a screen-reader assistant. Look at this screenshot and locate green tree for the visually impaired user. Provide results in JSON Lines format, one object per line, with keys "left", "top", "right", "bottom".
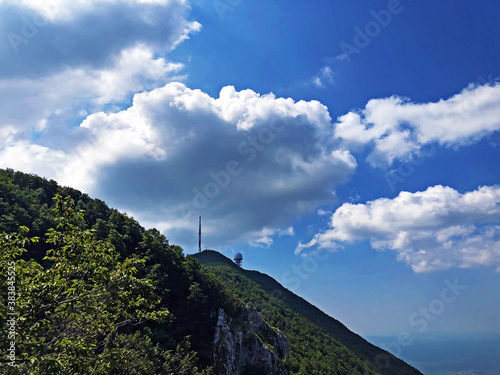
{"left": 0, "top": 195, "right": 169, "bottom": 374}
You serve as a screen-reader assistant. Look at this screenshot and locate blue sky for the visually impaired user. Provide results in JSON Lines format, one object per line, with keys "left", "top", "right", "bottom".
{"left": 1, "top": 0, "right": 500, "bottom": 345}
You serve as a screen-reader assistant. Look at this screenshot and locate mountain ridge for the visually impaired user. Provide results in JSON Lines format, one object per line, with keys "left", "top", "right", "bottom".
{"left": 193, "top": 250, "right": 423, "bottom": 375}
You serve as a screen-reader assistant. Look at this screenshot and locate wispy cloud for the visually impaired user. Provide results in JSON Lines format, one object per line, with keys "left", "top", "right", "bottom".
{"left": 278, "top": 226, "right": 295, "bottom": 237}
{"left": 311, "top": 65, "right": 334, "bottom": 88}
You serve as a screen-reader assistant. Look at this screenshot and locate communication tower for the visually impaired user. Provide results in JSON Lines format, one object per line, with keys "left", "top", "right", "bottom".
{"left": 198, "top": 216, "right": 201, "bottom": 253}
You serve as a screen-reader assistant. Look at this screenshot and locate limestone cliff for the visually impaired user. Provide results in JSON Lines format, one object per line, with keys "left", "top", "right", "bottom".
{"left": 213, "top": 304, "right": 289, "bottom": 375}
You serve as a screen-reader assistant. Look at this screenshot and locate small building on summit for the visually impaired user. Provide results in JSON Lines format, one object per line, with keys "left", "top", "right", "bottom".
{"left": 234, "top": 252, "right": 243, "bottom": 268}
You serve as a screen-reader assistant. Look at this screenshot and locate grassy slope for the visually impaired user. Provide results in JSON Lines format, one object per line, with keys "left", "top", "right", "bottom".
{"left": 193, "top": 250, "right": 423, "bottom": 375}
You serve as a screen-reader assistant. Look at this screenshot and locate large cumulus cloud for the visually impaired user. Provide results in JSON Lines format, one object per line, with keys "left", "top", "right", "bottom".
{"left": 0, "top": 0, "right": 357, "bottom": 250}
{"left": 0, "top": 82, "right": 356, "bottom": 250}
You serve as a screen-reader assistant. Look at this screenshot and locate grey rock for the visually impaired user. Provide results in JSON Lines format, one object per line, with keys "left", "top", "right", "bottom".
{"left": 213, "top": 305, "right": 289, "bottom": 375}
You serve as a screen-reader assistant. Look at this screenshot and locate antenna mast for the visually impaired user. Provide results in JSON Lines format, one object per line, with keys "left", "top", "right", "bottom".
{"left": 198, "top": 216, "right": 201, "bottom": 253}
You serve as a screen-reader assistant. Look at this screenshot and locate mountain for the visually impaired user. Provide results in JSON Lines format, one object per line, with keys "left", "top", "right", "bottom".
{"left": 0, "top": 168, "right": 422, "bottom": 374}
{"left": 193, "top": 250, "right": 422, "bottom": 375}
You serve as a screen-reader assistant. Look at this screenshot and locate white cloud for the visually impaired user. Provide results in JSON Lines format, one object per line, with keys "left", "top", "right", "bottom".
{"left": 0, "top": 0, "right": 182, "bottom": 21}
{"left": 60, "top": 102, "right": 167, "bottom": 190}
{"left": 278, "top": 226, "right": 295, "bottom": 237}
{"left": 250, "top": 227, "right": 277, "bottom": 247}
{"left": 334, "top": 83, "right": 500, "bottom": 165}
{"left": 0, "top": 0, "right": 200, "bottom": 79}
{"left": 0, "top": 83, "right": 356, "bottom": 249}
{"left": 0, "top": 44, "right": 184, "bottom": 141}
{"left": 250, "top": 226, "right": 294, "bottom": 247}
{"left": 312, "top": 65, "right": 334, "bottom": 88}
{"left": 0, "top": 0, "right": 353, "bottom": 249}
{"left": 297, "top": 185, "right": 500, "bottom": 273}
{"left": 317, "top": 208, "right": 331, "bottom": 216}
{"left": 0, "top": 126, "right": 19, "bottom": 148}
{"left": 0, "top": 141, "right": 68, "bottom": 179}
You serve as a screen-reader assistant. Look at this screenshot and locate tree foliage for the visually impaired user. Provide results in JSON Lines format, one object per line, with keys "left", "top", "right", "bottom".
{"left": 0, "top": 195, "right": 170, "bottom": 373}
{"left": 0, "top": 174, "right": 220, "bottom": 374}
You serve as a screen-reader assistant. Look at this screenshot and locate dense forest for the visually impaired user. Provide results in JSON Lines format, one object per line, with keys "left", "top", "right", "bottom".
{"left": 0, "top": 168, "right": 422, "bottom": 374}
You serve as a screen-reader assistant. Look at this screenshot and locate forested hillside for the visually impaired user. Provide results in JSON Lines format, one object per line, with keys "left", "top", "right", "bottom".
{"left": 194, "top": 250, "right": 422, "bottom": 375}
{"left": 0, "top": 168, "right": 421, "bottom": 374}
{"left": 0, "top": 168, "right": 229, "bottom": 374}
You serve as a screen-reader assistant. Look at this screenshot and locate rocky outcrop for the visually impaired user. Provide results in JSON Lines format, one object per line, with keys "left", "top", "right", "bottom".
{"left": 213, "top": 305, "right": 289, "bottom": 375}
